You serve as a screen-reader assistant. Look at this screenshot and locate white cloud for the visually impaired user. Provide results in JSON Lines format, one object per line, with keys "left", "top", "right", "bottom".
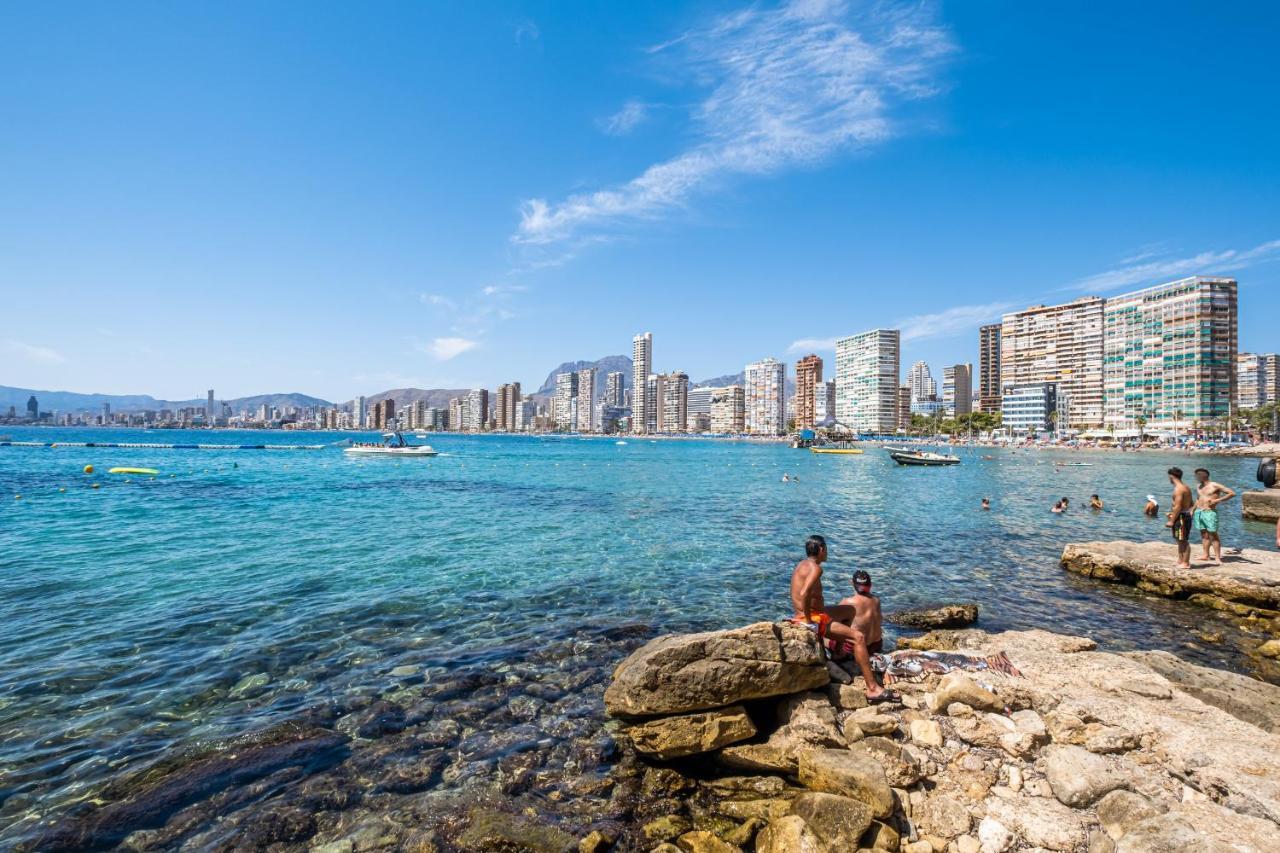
{"left": 787, "top": 336, "right": 841, "bottom": 353}
{"left": 480, "top": 283, "right": 527, "bottom": 297}
{"left": 598, "top": 100, "right": 651, "bottom": 136}
{"left": 420, "top": 293, "right": 457, "bottom": 310}
{"left": 4, "top": 339, "right": 67, "bottom": 364}
{"left": 1070, "top": 238, "right": 1280, "bottom": 294}
{"left": 514, "top": 0, "right": 953, "bottom": 247}
{"left": 421, "top": 337, "right": 479, "bottom": 361}
{"left": 897, "top": 301, "right": 1017, "bottom": 342}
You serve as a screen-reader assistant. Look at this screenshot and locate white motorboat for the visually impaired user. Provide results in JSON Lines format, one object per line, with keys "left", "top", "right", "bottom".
{"left": 344, "top": 432, "right": 439, "bottom": 457}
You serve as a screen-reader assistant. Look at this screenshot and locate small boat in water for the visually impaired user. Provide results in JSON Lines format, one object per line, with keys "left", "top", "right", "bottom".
{"left": 888, "top": 448, "right": 961, "bottom": 466}
{"left": 810, "top": 437, "right": 863, "bottom": 455}
{"left": 344, "top": 431, "right": 438, "bottom": 457}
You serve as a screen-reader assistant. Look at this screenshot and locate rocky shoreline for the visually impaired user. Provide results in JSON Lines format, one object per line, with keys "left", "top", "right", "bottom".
{"left": 12, "top": 618, "right": 1280, "bottom": 851}
{"left": 602, "top": 622, "right": 1280, "bottom": 852}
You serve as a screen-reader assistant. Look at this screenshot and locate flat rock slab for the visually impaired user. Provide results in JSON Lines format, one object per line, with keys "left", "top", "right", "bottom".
{"left": 1061, "top": 540, "right": 1280, "bottom": 611}
{"left": 605, "top": 621, "right": 828, "bottom": 718}
{"left": 1243, "top": 489, "right": 1280, "bottom": 522}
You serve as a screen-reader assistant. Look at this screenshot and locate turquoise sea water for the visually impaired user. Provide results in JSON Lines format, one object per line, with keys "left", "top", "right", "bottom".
{"left": 1, "top": 427, "right": 1276, "bottom": 846}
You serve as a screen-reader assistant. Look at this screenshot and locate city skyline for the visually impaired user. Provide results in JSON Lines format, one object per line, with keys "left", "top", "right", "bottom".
{"left": 3, "top": 2, "right": 1278, "bottom": 400}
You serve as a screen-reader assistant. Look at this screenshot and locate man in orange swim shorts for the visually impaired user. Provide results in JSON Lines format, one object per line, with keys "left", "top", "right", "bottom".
{"left": 790, "top": 535, "right": 889, "bottom": 701}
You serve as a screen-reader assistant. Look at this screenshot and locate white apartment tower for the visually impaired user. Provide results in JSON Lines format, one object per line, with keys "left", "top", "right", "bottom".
{"left": 660, "top": 371, "right": 689, "bottom": 432}
{"left": 743, "top": 357, "right": 786, "bottom": 435}
{"left": 835, "top": 329, "right": 900, "bottom": 434}
{"left": 908, "top": 361, "right": 936, "bottom": 402}
{"left": 554, "top": 372, "right": 578, "bottom": 431}
{"left": 605, "top": 371, "right": 625, "bottom": 407}
{"left": 632, "top": 333, "right": 652, "bottom": 434}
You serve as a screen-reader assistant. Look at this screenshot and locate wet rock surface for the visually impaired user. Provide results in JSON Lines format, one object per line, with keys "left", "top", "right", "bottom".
{"left": 889, "top": 604, "right": 980, "bottom": 629}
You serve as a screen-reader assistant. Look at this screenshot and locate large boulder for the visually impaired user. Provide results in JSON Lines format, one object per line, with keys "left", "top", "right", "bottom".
{"left": 1042, "top": 744, "right": 1126, "bottom": 808}
{"left": 929, "top": 672, "right": 1003, "bottom": 714}
{"left": 796, "top": 749, "right": 894, "bottom": 818}
{"left": 626, "top": 705, "right": 757, "bottom": 759}
{"left": 605, "top": 622, "right": 828, "bottom": 718}
{"left": 1122, "top": 649, "right": 1280, "bottom": 733}
{"left": 754, "top": 815, "right": 821, "bottom": 853}
{"left": 889, "top": 604, "right": 979, "bottom": 629}
{"left": 788, "top": 792, "right": 875, "bottom": 848}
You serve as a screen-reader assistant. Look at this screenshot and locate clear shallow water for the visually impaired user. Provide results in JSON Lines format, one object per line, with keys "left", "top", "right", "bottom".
{"left": 1, "top": 427, "right": 1276, "bottom": 846}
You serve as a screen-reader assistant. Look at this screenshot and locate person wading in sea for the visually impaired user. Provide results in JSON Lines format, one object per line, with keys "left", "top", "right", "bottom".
{"left": 1193, "top": 467, "right": 1236, "bottom": 565}
{"left": 1166, "top": 467, "right": 1194, "bottom": 569}
{"left": 790, "top": 536, "right": 889, "bottom": 701}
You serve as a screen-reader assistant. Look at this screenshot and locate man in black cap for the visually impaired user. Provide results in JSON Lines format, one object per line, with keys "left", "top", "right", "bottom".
{"left": 839, "top": 569, "right": 884, "bottom": 656}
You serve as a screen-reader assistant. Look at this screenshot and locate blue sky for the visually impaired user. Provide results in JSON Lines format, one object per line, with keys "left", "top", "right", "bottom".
{"left": 2, "top": 1, "right": 1278, "bottom": 401}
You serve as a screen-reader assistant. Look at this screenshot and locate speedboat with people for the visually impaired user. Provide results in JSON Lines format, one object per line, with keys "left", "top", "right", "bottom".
{"left": 888, "top": 448, "right": 961, "bottom": 466}
{"left": 344, "top": 431, "right": 439, "bottom": 457}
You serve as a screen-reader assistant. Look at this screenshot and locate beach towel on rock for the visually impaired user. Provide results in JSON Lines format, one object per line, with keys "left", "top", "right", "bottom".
{"left": 869, "top": 649, "right": 1022, "bottom": 684}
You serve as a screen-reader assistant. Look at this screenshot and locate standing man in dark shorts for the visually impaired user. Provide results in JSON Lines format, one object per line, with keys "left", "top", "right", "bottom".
{"left": 1166, "top": 467, "right": 1194, "bottom": 569}
{"left": 790, "top": 536, "right": 887, "bottom": 701}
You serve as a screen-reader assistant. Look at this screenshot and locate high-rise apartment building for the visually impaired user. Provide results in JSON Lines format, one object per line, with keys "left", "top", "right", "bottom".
{"left": 897, "top": 385, "right": 912, "bottom": 430}
{"left": 1000, "top": 296, "right": 1105, "bottom": 430}
{"left": 464, "top": 388, "right": 488, "bottom": 432}
{"left": 553, "top": 372, "right": 577, "bottom": 431}
{"left": 710, "top": 386, "right": 745, "bottom": 433}
{"left": 372, "top": 398, "right": 395, "bottom": 430}
{"left": 659, "top": 371, "right": 689, "bottom": 432}
{"left": 908, "top": 361, "right": 936, "bottom": 402}
{"left": 1103, "top": 277, "right": 1237, "bottom": 431}
{"left": 1238, "top": 353, "right": 1280, "bottom": 410}
{"left": 687, "top": 386, "right": 714, "bottom": 417}
{"left": 495, "top": 384, "right": 512, "bottom": 432}
{"left": 794, "top": 354, "right": 822, "bottom": 431}
{"left": 978, "top": 324, "right": 1002, "bottom": 413}
{"left": 632, "top": 333, "right": 652, "bottom": 434}
{"left": 206, "top": 389, "right": 215, "bottom": 421}
{"left": 605, "top": 371, "right": 625, "bottom": 407}
{"left": 744, "top": 357, "right": 786, "bottom": 435}
{"left": 942, "top": 364, "right": 973, "bottom": 416}
{"left": 835, "top": 329, "right": 900, "bottom": 434}
{"left": 813, "top": 380, "right": 836, "bottom": 427}
{"left": 576, "top": 368, "right": 597, "bottom": 432}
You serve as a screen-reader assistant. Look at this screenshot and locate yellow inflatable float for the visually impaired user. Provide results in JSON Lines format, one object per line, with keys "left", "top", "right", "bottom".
{"left": 108, "top": 467, "right": 159, "bottom": 475}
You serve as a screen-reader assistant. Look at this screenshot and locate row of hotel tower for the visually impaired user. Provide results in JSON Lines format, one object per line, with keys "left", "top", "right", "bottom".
{"left": 625, "top": 275, "right": 1259, "bottom": 437}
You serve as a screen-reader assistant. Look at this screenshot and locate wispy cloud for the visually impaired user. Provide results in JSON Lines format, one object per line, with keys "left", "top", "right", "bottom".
{"left": 787, "top": 336, "right": 841, "bottom": 353}
{"left": 897, "top": 301, "right": 1016, "bottom": 342}
{"left": 1070, "top": 238, "right": 1280, "bottom": 294}
{"left": 514, "top": 20, "right": 540, "bottom": 45}
{"left": 419, "top": 337, "right": 479, "bottom": 361}
{"left": 513, "top": 0, "right": 953, "bottom": 248}
{"left": 420, "top": 293, "right": 457, "bottom": 310}
{"left": 786, "top": 300, "right": 1012, "bottom": 353}
{"left": 480, "top": 283, "right": 527, "bottom": 297}
{"left": 598, "top": 100, "right": 652, "bottom": 136}
{"left": 4, "top": 339, "right": 67, "bottom": 364}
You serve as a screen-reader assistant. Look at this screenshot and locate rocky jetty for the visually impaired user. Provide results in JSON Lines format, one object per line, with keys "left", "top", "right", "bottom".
{"left": 1242, "top": 489, "right": 1280, "bottom": 523}
{"left": 606, "top": 621, "right": 1280, "bottom": 852}
{"left": 1061, "top": 541, "right": 1280, "bottom": 618}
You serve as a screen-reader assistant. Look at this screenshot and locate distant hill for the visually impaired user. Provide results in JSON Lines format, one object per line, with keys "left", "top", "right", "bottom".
{"left": 0, "top": 385, "right": 331, "bottom": 414}
{"left": 365, "top": 388, "right": 470, "bottom": 410}
{"left": 536, "top": 355, "right": 632, "bottom": 396}
{"left": 695, "top": 371, "right": 796, "bottom": 397}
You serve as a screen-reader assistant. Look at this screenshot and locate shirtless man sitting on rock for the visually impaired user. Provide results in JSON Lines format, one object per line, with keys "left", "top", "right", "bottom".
{"left": 790, "top": 535, "right": 889, "bottom": 701}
